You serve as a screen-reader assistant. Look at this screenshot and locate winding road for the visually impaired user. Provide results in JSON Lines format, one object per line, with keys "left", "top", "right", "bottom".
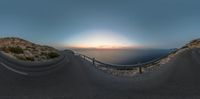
{"left": 0, "top": 48, "right": 200, "bottom": 98}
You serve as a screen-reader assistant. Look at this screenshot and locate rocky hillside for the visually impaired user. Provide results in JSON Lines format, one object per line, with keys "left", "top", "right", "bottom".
{"left": 0, "top": 37, "right": 60, "bottom": 61}
{"left": 185, "top": 39, "right": 200, "bottom": 48}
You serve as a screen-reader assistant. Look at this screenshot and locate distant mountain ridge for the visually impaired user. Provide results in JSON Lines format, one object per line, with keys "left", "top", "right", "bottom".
{"left": 0, "top": 37, "right": 60, "bottom": 61}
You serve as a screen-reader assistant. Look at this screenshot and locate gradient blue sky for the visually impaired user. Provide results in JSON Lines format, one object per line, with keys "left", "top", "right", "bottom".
{"left": 0, "top": 0, "right": 200, "bottom": 49}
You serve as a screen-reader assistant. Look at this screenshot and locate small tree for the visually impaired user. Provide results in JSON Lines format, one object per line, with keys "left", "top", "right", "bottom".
{"left": 9, "top": 46, "right": 24, "bottom": 54}
{"left": 47, "top": 52, "right": 59, "bottom": 59}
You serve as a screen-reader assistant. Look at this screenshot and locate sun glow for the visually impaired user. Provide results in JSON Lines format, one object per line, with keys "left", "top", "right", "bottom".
{"left": 66, "top": 30, "right": 138, "bottom": 49}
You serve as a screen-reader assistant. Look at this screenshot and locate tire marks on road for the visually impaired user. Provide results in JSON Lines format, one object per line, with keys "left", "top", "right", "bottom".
{"left": 0, "top": 62, "right": 28, "bottom": 75}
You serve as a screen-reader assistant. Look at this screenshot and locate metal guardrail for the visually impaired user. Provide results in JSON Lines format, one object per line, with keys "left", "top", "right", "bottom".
{"left": 75, "top": 50, "right": 177, "bottom": 74}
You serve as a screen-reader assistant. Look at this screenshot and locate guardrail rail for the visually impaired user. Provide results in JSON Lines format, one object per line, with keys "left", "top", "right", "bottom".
{"left": 75, "top": 50, "right": 177, "bottom": 74}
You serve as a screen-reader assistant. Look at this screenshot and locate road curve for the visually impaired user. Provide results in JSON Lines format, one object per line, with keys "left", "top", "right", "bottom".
{"left": 0, "top": 49, "right": 200, "bottom": 98}
{"left": 0, "top": 51, "right": 68, "bottom": 76}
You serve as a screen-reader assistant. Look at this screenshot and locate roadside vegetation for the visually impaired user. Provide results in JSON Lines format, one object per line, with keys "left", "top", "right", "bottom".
{"left": 41, "top": 52, "right": 60, "bottom": 59}
{"left": 0, "top": 37, "right": 60, "bottom": 62}
{"left": 2, "top": 46, "right": 24, "bottom": 54}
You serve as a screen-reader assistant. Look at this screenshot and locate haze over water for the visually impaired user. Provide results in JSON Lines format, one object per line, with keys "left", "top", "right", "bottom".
{"left": 74, "top": 49, "right": 170, "bottom": 65}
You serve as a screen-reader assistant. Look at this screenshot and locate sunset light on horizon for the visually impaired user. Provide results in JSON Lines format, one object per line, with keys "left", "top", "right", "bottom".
{"left": 63, "top": 30, "right": 140, "bottom": 49}
{"left": 0, "top": 0, "right": 200, "bottom": 98}
{"left": 0, "top": 0, "right": 200, "bottom": 49}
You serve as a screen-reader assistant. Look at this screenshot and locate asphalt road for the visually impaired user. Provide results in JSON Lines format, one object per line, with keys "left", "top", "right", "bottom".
{"left": 0, "top": 49, "right": 200, "bottom": 99}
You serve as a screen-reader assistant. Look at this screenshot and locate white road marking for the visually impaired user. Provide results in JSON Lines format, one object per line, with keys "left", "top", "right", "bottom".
{"left": 0, "top": 62, "right": 28, "bottom": 75}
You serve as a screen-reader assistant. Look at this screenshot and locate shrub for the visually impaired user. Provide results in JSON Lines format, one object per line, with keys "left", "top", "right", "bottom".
{"left": 8, "top": 46, "right": 23, "bottom": 54}
{"left": 40, "top": 52, "right": 59, "bottom": 59}
{"left": 26, "top": 57, "right": 35, "bottom": 61}
{"left": 47, "top": 52, "right": 59, "bottom": 59}
{"left": 1, "top": 47, "right": 10, "bottom": 53}
{"left": 15, "top": 56, "right": 26, "bottom": 61}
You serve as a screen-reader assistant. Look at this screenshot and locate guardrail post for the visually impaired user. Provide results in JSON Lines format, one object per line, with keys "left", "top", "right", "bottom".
{"left": 139, "top": 67, "right": 142, "bottom": 74}
{"left": 92, "top": 58, "right": 95, "bottom": 65}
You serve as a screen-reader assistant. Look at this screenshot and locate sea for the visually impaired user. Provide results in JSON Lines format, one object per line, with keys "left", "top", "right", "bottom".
{"left": 74, "top": 49, "right": 171, "bottom": 65}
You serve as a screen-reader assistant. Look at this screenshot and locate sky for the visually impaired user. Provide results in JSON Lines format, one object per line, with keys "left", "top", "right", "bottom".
{"left": 0, "top": 0, "right": 200, "bottom": 49}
